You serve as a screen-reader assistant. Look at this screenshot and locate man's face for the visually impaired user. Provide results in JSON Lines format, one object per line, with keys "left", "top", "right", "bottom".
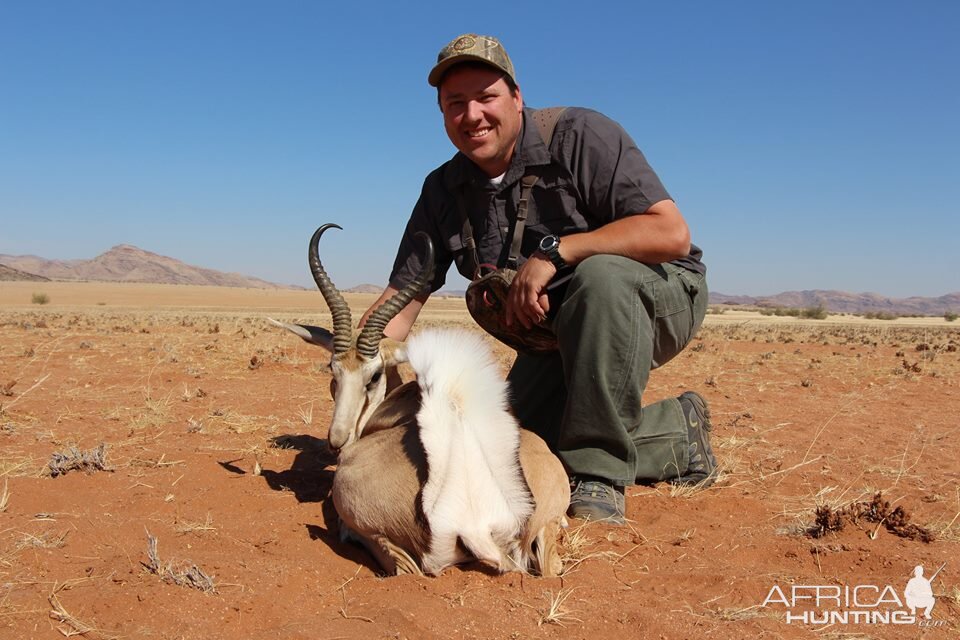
{"left": 438, "top": 65, "right": 523, "bottom": 177}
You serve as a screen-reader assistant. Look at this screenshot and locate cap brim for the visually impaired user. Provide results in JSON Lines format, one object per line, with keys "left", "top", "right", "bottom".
{"left": 427, "top": 55, "right": 510, "bottom": 87}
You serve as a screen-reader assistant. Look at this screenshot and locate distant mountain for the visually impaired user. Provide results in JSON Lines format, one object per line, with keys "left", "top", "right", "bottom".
{"left": 0, "top": 245, "right": 293, "bottom": 289}
{"left": 0, "top": 263, "right": 50, "bottom": 282}
{"left": 710, "top": 290, "right": 960, "bottom": 316}
{"left": 5, "top": 248, "right": 955, "bottom": 313}
{"left": 344, "top": 284, "right": 385, "bottom": 294}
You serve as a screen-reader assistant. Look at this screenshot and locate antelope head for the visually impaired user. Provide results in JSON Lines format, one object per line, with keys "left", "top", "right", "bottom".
{"left": 271, "top": 224, "right": 434, "bottom": 452}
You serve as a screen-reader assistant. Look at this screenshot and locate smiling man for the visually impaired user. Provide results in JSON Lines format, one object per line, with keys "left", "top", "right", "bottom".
{"left": 361, "top": 34, "right": 716, "bottom": 523}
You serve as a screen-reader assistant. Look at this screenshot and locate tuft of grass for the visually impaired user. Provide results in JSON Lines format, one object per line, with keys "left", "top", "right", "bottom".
{"left": 143, "top": 529, "right": 216, "bottom": 592}
{"left": 939, "top": 585, "right": 960, "bottom": 606}
{"left": 538, "top": 588, "right": 581, "bottom": 627}
{"left": 46, "top": 443, "right": 111, "bottom": 477}
{"left": 174, "top": 513, "right": 217, "bottom": 535}
{"left": 297, "top": 402, "right": 314, "bottom": 426}
{"left": 667, "top": 475, "right": 718, "bottom": 498}
{"left": 559, "top": 522, "right": 594, "bottom": 563}
{"left": 48, "top": 586, "right": 119, "bottom": 640}
{"left": 0, "top": 479, "right": 8, "bottom": 512}
{"left": 16, "top": 530, "right": 69, "bottom": 550}
{"left": 0, "top": 456, "right": 34, "bottom": 478}
{"left": 945, "top": 311, "right": 958, "bottom": 322}
{"left": 31, "top": 292, "right": 50, "bottom": 305}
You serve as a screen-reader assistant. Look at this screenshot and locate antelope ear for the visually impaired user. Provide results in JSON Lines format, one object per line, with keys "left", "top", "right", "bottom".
{"left": 267, "top": 318, "right": 335, "bottom": 353}
{"left": 379, "top": 338, "right": 408, "bottom": 366}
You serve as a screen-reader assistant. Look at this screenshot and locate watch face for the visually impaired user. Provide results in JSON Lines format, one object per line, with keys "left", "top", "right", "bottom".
{"left": 540, "top": 235, "right": 559, "bottom": 252}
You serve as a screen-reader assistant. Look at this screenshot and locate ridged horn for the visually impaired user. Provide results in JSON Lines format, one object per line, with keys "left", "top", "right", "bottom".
{"left": 309, "top": 224, "right": 354, "bottom": 355}
{"left": 356, "top": 232, "right": 435, "bottom": 359}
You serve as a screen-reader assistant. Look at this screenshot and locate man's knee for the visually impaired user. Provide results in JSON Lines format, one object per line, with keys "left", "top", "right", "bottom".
{"left": 567, "top": 255, "right": 661, "bottom": 304}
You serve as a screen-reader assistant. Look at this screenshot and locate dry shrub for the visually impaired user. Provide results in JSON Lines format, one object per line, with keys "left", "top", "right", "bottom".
{"left": 810, "top": 493, "right": 934, "bottom": 542}
{"left": 143, "top": 530, "right": 216, "bottom": 592}
{"left": 47, "top": 443, "right": 111, "bottom": 477}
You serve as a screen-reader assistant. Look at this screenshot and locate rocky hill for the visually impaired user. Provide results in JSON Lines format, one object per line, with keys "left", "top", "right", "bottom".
{"left": 710, "top": 290, "right": 960, "bottom": 316}
{"left": 344, "top": 284, "right": 385, "bottom": 294}
{"left": 0, "top": 245, "right": 290, "bottom": 289}
{"left": 3, "top": 247, "right": 956, "bottom": 313}
{"left": 0, "top": 263, "right": 50, "bottom": 282}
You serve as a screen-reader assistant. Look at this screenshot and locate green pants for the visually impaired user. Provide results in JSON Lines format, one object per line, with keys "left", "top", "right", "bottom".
{"left": 508, "top": 255, "right": 708, "bottom": 486}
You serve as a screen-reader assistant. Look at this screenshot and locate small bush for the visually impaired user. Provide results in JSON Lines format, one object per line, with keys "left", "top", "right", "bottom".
{"left": 758, "top": 305, "right": 826, "bottom": 319}
{"left": 946, "top": 311, "right": 958, "bottom": 322}
{"left": 31, "top": 292, "right": 49, "bottom": 305}
{"left": 864, "top": 311, "right": 899, "bottom": 321}
{"left": 800, "top": 304, "right": 828, "bottom": 320}
{"left": 759, "top": 306, "right": 798, "bottom": 317}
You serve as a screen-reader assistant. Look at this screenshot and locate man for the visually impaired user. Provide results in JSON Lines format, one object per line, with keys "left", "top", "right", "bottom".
{"left": 904, "top": 565, "right": 936, "bottom": 619}
{"left": 361, "top": 33, "right": 716, "bottom": 524}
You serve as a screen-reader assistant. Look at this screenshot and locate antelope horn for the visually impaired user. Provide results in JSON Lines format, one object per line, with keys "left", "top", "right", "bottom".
{"left": 309, "top": 224, "right": 354, "bottom": 355}
{"left": 356, "top": 232, "right": 435, "bottom": 359}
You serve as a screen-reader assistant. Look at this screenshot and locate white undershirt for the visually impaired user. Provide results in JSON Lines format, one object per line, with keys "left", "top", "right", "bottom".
{"left": 489, "top": 172, "right": 506, "bottom": 186}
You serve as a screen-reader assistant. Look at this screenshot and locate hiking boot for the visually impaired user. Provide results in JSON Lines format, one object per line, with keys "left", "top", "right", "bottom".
{"left": 668, "top": 391, "right": 718, "bottom": 488}
{"left": 568, "top": 476, "right": 625, "bottom": 524}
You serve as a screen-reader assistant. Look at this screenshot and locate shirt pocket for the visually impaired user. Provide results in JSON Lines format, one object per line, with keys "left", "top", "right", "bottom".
{"left": 526, "top": 181, "right": 586, "bottom": 233}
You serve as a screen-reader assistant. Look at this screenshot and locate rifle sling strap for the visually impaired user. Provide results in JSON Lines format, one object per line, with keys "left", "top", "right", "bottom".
{"left": 456, "top": 107, "right": 567, "bottom": 277}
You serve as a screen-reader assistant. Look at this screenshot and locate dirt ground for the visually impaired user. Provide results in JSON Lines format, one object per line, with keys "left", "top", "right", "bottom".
{"left": 1, "top": 282, "right": 958, "bottom": 639}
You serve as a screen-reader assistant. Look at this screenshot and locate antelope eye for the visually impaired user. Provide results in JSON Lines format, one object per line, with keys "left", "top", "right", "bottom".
{"left": 369, "top": 371, "right": 382, "bottom": 385}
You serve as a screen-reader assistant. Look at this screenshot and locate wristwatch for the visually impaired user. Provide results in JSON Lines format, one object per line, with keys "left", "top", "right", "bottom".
{"left": 537, "top": 234, "right": 567, "bottom": 270}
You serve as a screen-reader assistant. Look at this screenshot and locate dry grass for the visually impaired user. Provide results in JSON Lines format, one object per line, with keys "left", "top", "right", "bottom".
{"left": 48, "top": 585, "right": 119, "bottom": 639}
{"left": 667, "top": 476, "right": 716, "bottom": 498}
{"left": 16, "top": 530, "right": 69, "bottom": 550}
{"left": 0, "top": 479, "right": 8, "bottom": 512}
{"left": 46, "top": 443, "right": 110, "bottom": 477}
{"left": 131, "top": 393, "right": 175, "bottom": 431}
{"left": 174, "top": 513, "right": 217, "bottom": 535}
{"left": 538, "top": 588, "right": 581, "bottom": 627}
{"left": 143, "top": 529, "right": 216, "bottom": 592}
{"left": 927, "top": 488, "right": 960, "bottom": 542}
{"left": 0, "top": 456, "right": 34, "bottom": 478}
{"left": 557, "top": 522, "right": 598, "bottom": 573}
{"left": 558, "top": 521, "right": 620, "bottom": 576}
{"left": 204, "top": 408, "right": 269, "bottom": 435}
{"left": 0, "top": 296, "right": 958, "bottom": 639}
{"left": 335, "top": 566, "right": 373, "bottom": 623}
{"left": 128, "top": 453, "right": 185, "bottom": 469}
{"left": 708, "top": 604, "right": 775, "bottom": 622}
{"left": 296, "top": 401, "right": 314, "bottom": 426}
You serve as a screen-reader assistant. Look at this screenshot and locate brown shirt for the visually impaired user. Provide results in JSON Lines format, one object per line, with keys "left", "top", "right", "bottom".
{"left": 390, "top": 107, "right": 705, "bottom": 292}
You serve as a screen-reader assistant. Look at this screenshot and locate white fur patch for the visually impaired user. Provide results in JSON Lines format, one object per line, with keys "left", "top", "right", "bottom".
{"left": 406, "top": 329, "right": 533, "bottom": 574}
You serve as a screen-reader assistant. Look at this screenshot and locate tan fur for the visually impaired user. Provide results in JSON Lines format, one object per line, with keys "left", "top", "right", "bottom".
{"left": 517, "top": 429, "right": 570, "bottom": 577}
{"left": 332, "top": 425, "right": 432, "bottom": 568}
{"left": 273, "top": 318, "right": 569, "bottom": 576}
{"left": 362, "top": 381, "right": 420, "bottom": 436}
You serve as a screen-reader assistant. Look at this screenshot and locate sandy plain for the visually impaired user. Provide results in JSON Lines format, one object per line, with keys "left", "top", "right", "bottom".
{"left": 1, "top": 281, "right": 958, "bottom": 639}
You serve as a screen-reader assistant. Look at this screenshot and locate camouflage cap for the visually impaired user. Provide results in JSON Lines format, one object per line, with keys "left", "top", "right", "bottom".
{"left": 428, "top": 33, "right": 516, "bottom": 87}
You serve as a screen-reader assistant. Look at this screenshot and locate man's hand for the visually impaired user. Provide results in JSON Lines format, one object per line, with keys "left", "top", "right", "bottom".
{"left": 506, "top": 252, "right": 557, "bottom": 329}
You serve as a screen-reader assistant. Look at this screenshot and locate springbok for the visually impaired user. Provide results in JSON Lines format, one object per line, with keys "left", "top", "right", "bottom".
{"left": 271, "top": 224, "right": 569, "bottom": 576}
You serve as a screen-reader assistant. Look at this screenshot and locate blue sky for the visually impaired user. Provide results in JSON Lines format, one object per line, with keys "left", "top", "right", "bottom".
{"left": 1, "top": 1, "right": 957, "bottom": 297}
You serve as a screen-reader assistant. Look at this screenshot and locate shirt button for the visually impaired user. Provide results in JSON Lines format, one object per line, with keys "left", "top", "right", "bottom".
{"left": 502, "top": 227, "right": 508, "bottom": 233}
